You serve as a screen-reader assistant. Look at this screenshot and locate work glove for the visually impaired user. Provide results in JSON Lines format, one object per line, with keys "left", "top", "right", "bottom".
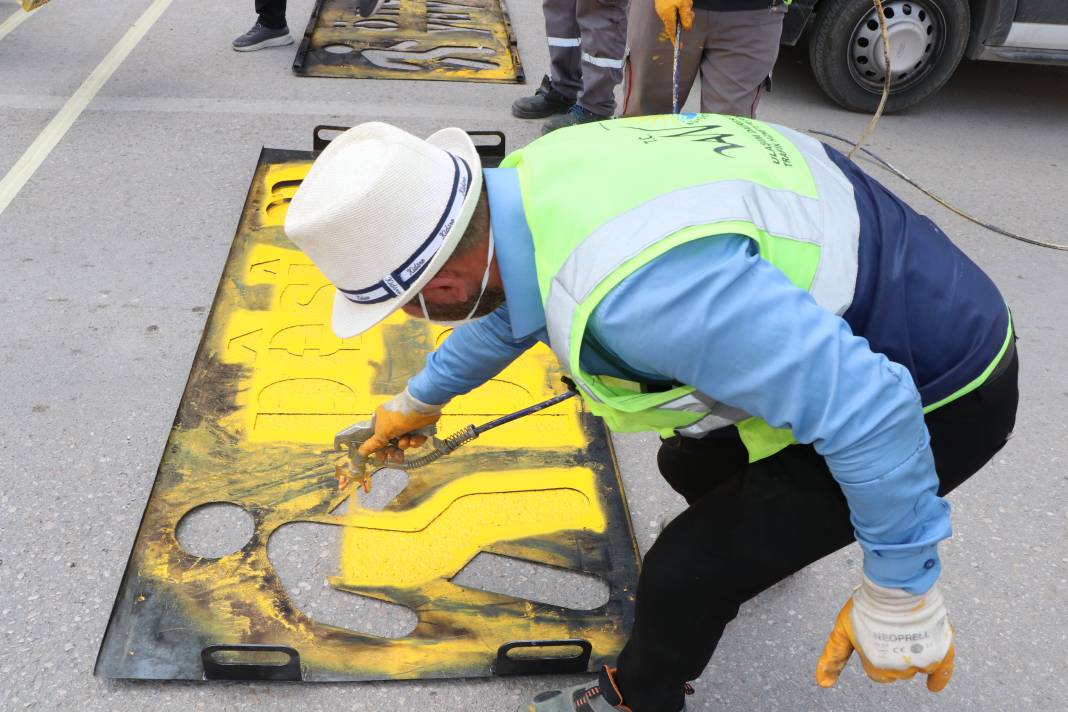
{"left": 654, "top": 0, "right": 694, "bottom": 45}
{"left": 357, "top": 387, "right": 443, "bottom": 463}
{"left": 816, "top": 575, "right": 955, "bottom": 692}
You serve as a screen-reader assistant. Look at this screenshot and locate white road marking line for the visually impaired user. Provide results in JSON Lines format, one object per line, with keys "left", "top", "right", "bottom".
{"left": 0, "top": 6, "right": 34, "bottom": 42}
{"left": 0, "top": 0, "right": 174, "bottom": 217}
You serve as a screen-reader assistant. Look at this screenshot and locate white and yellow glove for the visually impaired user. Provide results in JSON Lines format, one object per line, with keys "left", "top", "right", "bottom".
{"left": 816, "top": 576, "right": 955, "bottom": 692}
{"left": 654, "top": 0, "right": 694, "bottom": 45}
{"left": 357, "top": 387, "right": 443, "bottom": 463}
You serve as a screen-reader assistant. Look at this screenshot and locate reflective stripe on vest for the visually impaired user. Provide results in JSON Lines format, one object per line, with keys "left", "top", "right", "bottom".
{"left": 676, "top": 402, "right": 751, "bottom": 437}
{"left": 545, "top": 163, "right": 861, "bottom": 371}
{"left": 573, "top": 373, "right": 748, "bottom": 433}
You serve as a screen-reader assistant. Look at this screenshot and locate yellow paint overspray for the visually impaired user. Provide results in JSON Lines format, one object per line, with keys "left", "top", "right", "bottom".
{"left": 108, "top": 154, "right": 638, "bottom": 681}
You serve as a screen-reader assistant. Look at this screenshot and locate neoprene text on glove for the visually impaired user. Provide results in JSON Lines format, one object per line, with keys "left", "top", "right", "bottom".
{"left": 358, "top": 387, "right": 444, "bottom": 461}
{"left": 654, "top": 0, "right": 694, "bottom": 44}
{"left": 816, "top": 575, "right": 955, "bottom": 692}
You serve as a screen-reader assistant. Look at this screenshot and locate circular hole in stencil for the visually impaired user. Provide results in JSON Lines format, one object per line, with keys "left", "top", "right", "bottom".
{"left": 176, "top": 502, "right": 254, "bottom": 558}
{"left": 323, "top": 44, "right": 355, "bottom": 54}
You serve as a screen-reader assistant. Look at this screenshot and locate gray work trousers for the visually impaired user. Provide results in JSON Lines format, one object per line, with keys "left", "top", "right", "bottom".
{"left": 543, "top": 0, "right": 629, "bottom": 117}
{"left": 623, "top": 4, "right": 786, "bottom": 118}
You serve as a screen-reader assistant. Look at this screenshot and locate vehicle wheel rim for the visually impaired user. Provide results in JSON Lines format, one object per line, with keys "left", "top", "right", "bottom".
{"left": 848, "top": 0, "right": 945, "bottom": 94}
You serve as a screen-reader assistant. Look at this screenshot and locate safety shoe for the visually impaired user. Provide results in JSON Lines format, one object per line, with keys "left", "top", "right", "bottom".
{"left": 232, "top": 22, "right": 294, "bottom": 52}
{"left": 512, "top": 75, "right": 574, "bottom": 119}
{"left": 520, "top": 666, "right": 691, "bottom": 712}
{"left": 541, "top": 104, "right": 610, "bottom": 135}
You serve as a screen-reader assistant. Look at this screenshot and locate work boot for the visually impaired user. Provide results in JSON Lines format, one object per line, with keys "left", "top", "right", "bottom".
{"left": 232, "top": 22, "right": 294, "bottom": 52}
{"left": 520, "top": 666, "right": 691, "bottom": 711}
{"left": 512, "top": 75, "right": 574, "bottom": 119}
{"left": 541, "top": 104, "right": 610, "bottom": 135}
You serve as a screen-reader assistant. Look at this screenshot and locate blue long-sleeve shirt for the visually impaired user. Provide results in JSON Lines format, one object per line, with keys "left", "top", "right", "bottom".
{"left": 409, "top": 167, "right": 950, "bottom": 594}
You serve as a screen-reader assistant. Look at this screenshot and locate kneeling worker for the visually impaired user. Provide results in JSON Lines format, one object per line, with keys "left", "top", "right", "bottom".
{"left": 284, "top": 115, "right": 1018, "bottom": 712}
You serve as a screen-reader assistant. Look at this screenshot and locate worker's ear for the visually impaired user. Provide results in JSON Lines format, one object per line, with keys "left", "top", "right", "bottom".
{"left": 415, "top": 271, "right": 471, "bottom": 306}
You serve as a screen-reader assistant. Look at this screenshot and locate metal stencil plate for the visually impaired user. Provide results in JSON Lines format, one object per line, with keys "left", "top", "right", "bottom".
{"left": 95, "top": 140, "right": 638, "bottom": 682}
{"left": 293, "top": 0, "right": 524, "bottom": 83}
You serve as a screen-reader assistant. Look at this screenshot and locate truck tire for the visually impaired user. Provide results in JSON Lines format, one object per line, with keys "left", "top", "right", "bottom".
{"left": 808, "top": 0, "right": 970, "bottom": 113}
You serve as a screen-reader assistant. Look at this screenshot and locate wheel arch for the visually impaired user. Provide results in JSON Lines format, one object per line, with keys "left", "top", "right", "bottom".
{"left": 966, "top": 0, "right": 1017, "bottom": 57}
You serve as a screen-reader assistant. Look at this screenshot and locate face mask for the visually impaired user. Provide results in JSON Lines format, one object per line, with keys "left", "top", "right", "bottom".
{"left": 418, "top": 229, "right": 495, "bottom": 327}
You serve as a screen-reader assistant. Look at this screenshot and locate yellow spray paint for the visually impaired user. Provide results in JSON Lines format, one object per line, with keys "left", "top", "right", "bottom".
{"left": 338, "top": 470, "right": 606, "bottom": 589}
{"left": 102, "top": 154, "right": 638, "bottom": 681}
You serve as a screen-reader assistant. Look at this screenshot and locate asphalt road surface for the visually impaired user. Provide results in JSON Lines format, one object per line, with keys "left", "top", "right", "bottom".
{"left": 1, "top": 1, "right": 1066, "bottom": 710}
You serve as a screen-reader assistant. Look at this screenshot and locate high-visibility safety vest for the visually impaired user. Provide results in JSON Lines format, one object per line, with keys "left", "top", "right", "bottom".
{"left": 500, "top": 113, "right": 865, "bottom": 462}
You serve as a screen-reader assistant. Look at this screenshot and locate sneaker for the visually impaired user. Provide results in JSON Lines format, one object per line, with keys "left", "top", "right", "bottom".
{"left": 541, "top": 104, "right": 610, "bottom": 135}
{"left": 232, "top": 22, "right": 294, "bottom": 52}
{"left": 512, "top": 75, "right": 574, "bottom": 119}
{"left": 358, "top": 0, "right": 385, "bottom": 17}
{"left": 520, "top": 666, "right": 691, "bottom": 712}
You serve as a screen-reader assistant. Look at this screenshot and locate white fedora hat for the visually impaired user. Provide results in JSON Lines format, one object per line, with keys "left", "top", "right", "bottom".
{"left": 284, "top": 122, "right": 482, "bottom": 337}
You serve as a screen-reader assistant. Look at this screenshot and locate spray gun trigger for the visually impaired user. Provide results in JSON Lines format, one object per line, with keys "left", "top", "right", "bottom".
{"left": 334, "top": 417, "right": 376, "bottom": 454}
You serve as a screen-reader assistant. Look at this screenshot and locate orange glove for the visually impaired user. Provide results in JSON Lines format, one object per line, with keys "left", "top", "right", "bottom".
{"left": 654, "top": 0, "right": 694, "bottom": 45}
{"left": 816, "top": 576, "right": 955, "bottom": 692}
{"left": 357, "top": 387, "right": 442, "bottom": 463}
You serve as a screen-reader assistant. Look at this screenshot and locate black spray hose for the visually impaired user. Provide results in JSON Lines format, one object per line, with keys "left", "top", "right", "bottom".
{"left": 401, "top": 380, "right": 578, "bottom": 470}
{"left": 811, "top": 130, "right": 1068, "bottom": 252}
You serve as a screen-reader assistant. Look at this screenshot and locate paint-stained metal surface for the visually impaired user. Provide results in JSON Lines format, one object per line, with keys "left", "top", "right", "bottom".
{"left": 293, "top": 0, "right": 524, "bottom": 82}
{"left": 95, "top": 147, "right": 639, "bottom": 682}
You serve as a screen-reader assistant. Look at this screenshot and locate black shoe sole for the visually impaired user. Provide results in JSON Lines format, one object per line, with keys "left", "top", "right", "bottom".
{"left": 232, "top": 32, "right": 294, "bottom": 51}
{"left": 511, "top": 102, "right": 572, "bottom": 120}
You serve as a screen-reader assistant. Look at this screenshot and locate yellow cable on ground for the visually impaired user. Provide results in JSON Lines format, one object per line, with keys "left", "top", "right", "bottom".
{"left": 848, "top": 0, "right": 891, "bottom": 161}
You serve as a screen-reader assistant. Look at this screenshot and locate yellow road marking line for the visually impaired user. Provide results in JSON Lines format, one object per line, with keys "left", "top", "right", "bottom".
{"left": 0, "top": 6, "right": 34, "bottom": 42}
{"left": 0, "top": 0, "right": 174, "bottom": 217}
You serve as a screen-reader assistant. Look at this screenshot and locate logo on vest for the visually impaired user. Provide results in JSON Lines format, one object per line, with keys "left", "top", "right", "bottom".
{"left": 618, "top": 124, "right": 744, "bottom": 157}
{"left": 730, "top": 119, "right": 795, "bottom": 168}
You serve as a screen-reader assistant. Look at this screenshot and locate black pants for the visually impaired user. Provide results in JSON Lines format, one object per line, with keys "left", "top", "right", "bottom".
{"left": 616, "top": 343, "right": 1019, "bottom": 712}
{"left": 256, "top": 0, "right": 287, "bottom": 29}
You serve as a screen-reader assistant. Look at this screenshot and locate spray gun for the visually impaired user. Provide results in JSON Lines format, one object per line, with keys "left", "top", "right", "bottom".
{"left": 333, "top": 378, "right": 578, "bottom": 491}
{"left": 332, "top": 420, "right": 436, "bottom": 492}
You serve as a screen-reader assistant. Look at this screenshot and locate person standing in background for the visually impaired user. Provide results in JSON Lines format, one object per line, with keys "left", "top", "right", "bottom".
{"left": 512, "top": 0, "right": 629, "bottom": 134}
{"left": 624, "top": 0, "right": 787, "bottom": 117}
{"left": 232, "top": 0, "right": 293, "bottom": 52}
